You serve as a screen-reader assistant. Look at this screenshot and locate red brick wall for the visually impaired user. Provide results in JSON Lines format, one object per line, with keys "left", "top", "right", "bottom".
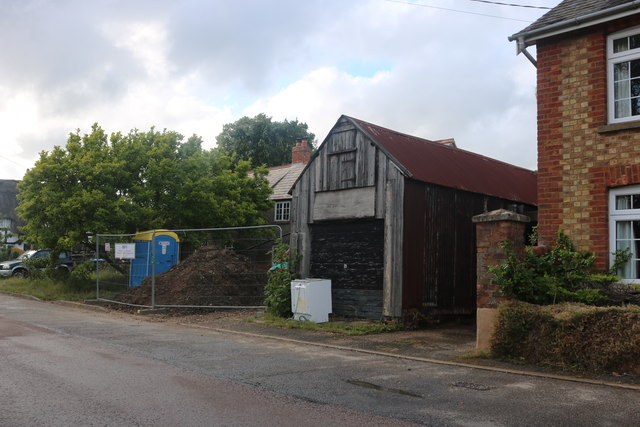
{"left": 474, "top": 211, "right": 528, "bottom": 309}
{"left": 536, "top": 16, "right": 640, "bottom": 269}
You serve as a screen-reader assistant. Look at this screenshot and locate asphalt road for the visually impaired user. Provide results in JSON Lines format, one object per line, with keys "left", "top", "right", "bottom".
{"left": 0, "top": 294, "right": 638, "bottom": 426}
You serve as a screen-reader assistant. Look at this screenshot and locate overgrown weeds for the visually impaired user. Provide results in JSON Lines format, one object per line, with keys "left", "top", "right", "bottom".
{"left": 264, "top": 240, "right": 297, "bottom": 317}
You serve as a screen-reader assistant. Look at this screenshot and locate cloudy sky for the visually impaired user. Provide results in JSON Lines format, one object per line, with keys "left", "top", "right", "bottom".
{"left": 0, "top": 0, "right": 556, "bottom": 180}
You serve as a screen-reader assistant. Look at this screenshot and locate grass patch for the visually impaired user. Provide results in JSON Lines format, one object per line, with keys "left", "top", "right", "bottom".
{"left": 0, "top": 275, "right": 97, "bottom": 302}
{"left": 247, "top": 314, "right": 403, "bottom": 335}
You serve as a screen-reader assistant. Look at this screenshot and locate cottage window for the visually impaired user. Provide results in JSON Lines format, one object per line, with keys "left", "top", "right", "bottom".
{"left": 608, "top": 28, "right": 640, "bottom": 123}
{"left": 609, "top": 185, "right": 640, "bottom": 282}
{"left": 275, "top": 201, "right": 290, "bottom": 222}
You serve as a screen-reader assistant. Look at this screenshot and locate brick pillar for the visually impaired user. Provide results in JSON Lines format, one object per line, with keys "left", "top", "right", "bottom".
{"left": 472, "top": 209, "right": 529, "bottom": 351}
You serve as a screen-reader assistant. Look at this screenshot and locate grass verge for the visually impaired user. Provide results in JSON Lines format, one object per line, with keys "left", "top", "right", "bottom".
{"left": 0, "top": 276, "right": 95, "bottom": 302}
{"left": 247, "top": 314, "right": 403, "bottom": 335}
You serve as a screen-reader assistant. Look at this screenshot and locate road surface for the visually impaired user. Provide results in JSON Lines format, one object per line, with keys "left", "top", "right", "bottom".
{"left": 0, "top": 294, "right": 638, "bottom": 426}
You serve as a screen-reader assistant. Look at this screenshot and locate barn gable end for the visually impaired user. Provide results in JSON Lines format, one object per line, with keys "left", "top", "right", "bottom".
{"left": 291, "top": 116, "right": 537, "bottom": 320}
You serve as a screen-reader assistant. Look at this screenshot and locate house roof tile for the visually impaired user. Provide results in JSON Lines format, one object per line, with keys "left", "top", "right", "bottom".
{"left": 511, "top": 0, "right": 640, "bottom": 43}
{"left": 262, "top": 163, "right": 306, "bottom": 200}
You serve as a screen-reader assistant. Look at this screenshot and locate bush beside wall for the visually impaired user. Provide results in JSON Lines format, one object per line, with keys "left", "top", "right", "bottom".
{"left": 492, "top": 300, "right": 640, "bottom": 374}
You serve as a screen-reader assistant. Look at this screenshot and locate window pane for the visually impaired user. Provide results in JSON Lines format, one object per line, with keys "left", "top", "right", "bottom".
{"left": 631, "top": 34, "right": 640, "bottom": 50}
{"left": 615, "top": 99, "right": 631, "bottom": 118}
{"left": 632, "top": 79, "right": 640, "bottom": 97}
{"left": 615, "top": 62, "right": 630, "bottom": 81}
{"left": 616, "top": 80, "right": 630, "bottom": 99}
{"left": 632, "top": 97, "right": 640, "bottom": 116}
{"left": 631, "top": 59, "right": 640, "bottom": 78}
{"left": 617, "top": 220, "right": 633, "bottom": 238}
{"left": 617, "top": 195, "right": 632, "bottom": 209}
{"left": 614, "top": 37, "right": 629, "bottom": 53}
{"left": 616, "top": 220, "right": 640, "bottom": 278}
{"left": 275, "top": 201, "right": 290, "bottom": 221}
{"left": 633, "top": 194, "right": 640, "bottom": 208}
{"left": 618, "top": 37, "right": 630, "bottom": 51}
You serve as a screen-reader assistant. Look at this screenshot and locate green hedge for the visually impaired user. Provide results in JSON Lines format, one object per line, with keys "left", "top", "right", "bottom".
{"left": 491, "top": 300, "right": 640, "bottom": 374}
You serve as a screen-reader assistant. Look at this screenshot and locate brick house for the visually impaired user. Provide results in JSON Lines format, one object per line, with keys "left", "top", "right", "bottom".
{"left": 509, "top": 0, "right": 640, "bottom": 280}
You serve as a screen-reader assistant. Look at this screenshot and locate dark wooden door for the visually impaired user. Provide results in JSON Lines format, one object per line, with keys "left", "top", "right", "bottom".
{"left": 310, "top": 220, "right": 384, "bottom": 319}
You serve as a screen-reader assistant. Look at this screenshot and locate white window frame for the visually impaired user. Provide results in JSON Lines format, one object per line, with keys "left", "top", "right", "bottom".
{"left": 274, "top": 200, "right": 291, "bottom": 222}
{"left": 609, "top": 185, "right": 640, "bottom": 283}
{"left": 608, "top": 26, "right": 640, "bottom": 124}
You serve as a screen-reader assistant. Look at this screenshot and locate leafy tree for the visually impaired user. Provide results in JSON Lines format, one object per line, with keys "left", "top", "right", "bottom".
{"left": 17, "top": 124, "right": 273, "bottom": 253}
{"left": 216, "top": 113, "right": 315, "bottom": 167}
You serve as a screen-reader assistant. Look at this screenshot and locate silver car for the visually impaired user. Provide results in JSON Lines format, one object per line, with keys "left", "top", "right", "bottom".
{"left": 0, "top": 249, "right": 72, "bottom": 278}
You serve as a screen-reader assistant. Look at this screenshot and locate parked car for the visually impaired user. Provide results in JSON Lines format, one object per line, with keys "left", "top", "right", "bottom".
{"left": 0, "top": 249, "right": 73, "bottom": 278}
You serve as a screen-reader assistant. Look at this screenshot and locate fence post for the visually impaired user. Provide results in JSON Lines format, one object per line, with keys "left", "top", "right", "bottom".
{"left": 472, "top": 209, "right": 529, "bottom": 351}
{"left": 95, "top": 234, "right": 100, "bottom": 299}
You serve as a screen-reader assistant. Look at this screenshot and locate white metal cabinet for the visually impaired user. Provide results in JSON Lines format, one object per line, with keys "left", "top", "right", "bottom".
{"left": 291, "top": 279, "right": 332, "bottom": 323}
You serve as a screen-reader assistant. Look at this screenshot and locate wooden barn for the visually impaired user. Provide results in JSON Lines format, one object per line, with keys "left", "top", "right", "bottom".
{"left": 289, "top": 115, "right": 537, "bottom": 320}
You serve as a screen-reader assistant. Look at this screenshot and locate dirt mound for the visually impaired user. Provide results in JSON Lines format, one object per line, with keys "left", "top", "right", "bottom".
{"left": 119, "top": 245, "right": 268, "bottom": 307}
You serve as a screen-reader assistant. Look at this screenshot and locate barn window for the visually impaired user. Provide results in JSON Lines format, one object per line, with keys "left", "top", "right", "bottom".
{"left": 275, "top": 201, "right": 291, "bottom": 222}
{"left": 609, "top": 185, "right": 640, "bottom": 282}
{"left": 328, "top": 147, "right": 357, "bottom": 189}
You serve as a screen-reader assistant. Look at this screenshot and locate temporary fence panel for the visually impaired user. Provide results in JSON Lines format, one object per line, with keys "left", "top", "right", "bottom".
{"left": 96, "top": 225, "right": 281, "bottom": 309}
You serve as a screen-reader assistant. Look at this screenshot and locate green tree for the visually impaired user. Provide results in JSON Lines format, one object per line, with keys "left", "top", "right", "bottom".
{"left": 17, "top": 124, "right": 273, "bottom": 253}
{"left": 216, "top": 113, "right": 315, "bottom": 167}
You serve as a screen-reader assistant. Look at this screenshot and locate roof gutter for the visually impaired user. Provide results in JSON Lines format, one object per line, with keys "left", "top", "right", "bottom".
{"left": 509, "top": 1, "right": 640, "bottom": 50}
{"left": 516, "top": 37, "right": 537, "bottom": 68}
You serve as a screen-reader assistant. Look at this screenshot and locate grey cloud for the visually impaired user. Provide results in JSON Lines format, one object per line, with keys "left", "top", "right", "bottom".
{"left": 163, "top": 0, "right": 341, "bottom": 93}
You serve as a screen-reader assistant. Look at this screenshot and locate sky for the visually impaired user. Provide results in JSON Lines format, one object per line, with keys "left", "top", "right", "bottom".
{"left": 0, "top": 0, "right": 557, "bottom": 180}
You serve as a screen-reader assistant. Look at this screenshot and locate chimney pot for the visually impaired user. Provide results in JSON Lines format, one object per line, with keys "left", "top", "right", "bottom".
{"left": 291, "top": 138, "right": 311, "bottom": 164}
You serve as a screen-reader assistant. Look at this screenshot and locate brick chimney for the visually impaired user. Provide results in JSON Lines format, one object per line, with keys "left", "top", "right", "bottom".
{"left": 291, "top": 138, "right": 311, "bottom": 164}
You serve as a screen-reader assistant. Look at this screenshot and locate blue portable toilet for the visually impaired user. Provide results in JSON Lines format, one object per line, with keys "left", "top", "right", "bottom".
{"left": 129, "top": 230, "right": 180, "bottom": 287}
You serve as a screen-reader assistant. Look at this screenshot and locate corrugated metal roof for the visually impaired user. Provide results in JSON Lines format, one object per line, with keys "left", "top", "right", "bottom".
{"left": 346, "top": 116, "right": 537, "bottom": 206}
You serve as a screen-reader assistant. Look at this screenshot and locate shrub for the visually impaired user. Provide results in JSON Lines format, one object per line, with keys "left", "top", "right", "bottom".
{"left": 0, "top": 247, "right": 20, "bottom": 262}
{"left": 489, "top": 231, "right": 625, "bottom": 305}
{"left": 264, "top": 240, "right": 297, "bottom": 318}
{"left": 492, "top": 301, "right": 640, "bottom": 374}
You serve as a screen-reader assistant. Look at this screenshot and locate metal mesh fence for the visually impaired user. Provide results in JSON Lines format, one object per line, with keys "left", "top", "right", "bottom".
{"left": 95, "top": 225, "right": 281, "bottom": 309}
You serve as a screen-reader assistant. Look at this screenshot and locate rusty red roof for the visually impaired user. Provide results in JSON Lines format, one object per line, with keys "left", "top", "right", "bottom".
{"left": 346, "top": 116, "right": 537, "bottom": 205}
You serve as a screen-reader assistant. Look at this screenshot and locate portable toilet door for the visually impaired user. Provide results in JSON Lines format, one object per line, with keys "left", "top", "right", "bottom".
{"left": 129, "top": 230, "right": 180, "bottom": 287}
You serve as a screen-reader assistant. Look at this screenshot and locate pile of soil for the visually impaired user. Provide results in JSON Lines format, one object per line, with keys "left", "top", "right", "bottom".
{"left": 118, "top": 245, "right": 268, "bottom": 307}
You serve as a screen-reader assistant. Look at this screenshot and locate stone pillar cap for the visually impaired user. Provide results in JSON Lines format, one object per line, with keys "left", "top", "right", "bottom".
{"left": 472, "top": 208, "right": 530, "bottom": 224}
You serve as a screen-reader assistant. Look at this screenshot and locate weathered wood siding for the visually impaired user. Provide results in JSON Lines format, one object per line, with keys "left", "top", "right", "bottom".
{"left": 290, "top": 117, "right": 404, "bottom": 319}
{"left": 310, "top": 220, "right": 384, "bottom": 319}
{"left": 402, "top": 179, "right": 535, "bottom": 316}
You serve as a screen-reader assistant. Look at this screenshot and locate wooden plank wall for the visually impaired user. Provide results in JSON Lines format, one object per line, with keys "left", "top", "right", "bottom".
{"left": 290, "top": 117, "right": 405, "bottom": 318}
{"left": 402, "top": 179, "right": 535, "bottom": 316}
